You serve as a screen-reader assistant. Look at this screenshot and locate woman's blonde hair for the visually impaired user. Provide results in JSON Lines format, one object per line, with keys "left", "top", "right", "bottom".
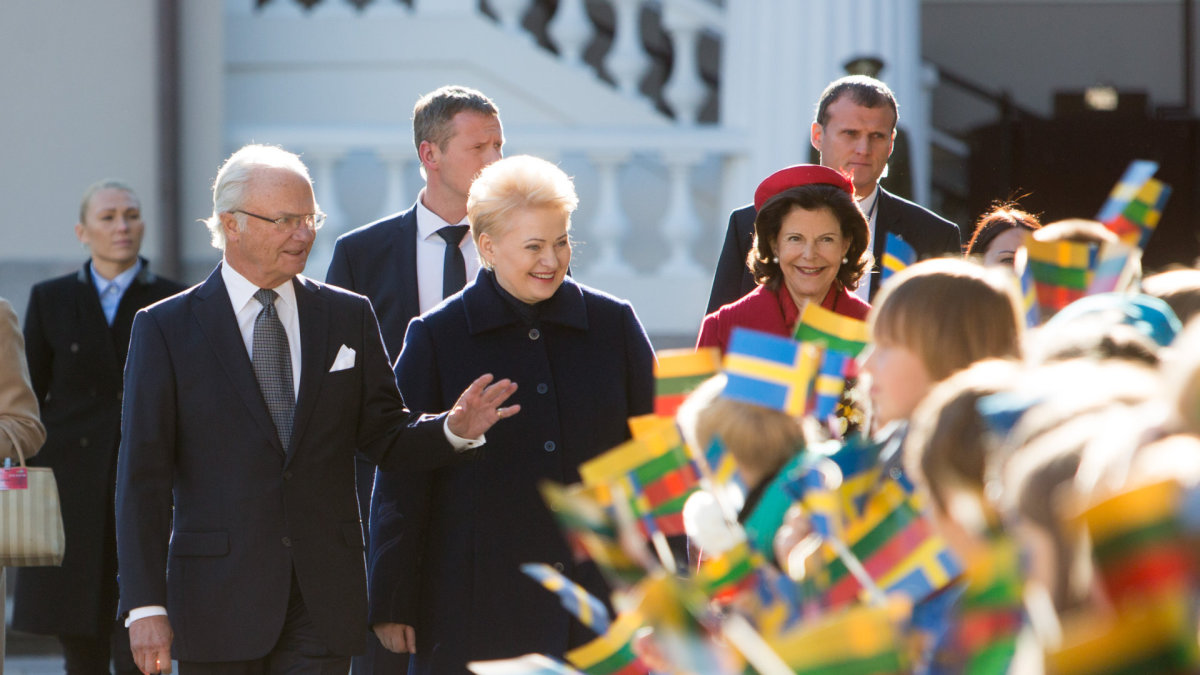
{"left": 869, "top": 258, "right": 1025, "bottom": 381}
{"left": 466, "top": 155, "right": 578, "bottom": 253}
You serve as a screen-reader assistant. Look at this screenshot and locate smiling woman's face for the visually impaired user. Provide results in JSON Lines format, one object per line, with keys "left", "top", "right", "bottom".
{"left": 479, "top": 206, "right": 571, "bottom": 304}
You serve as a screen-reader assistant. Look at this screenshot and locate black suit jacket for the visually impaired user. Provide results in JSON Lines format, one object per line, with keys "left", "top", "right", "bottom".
{"left": 115, "top": 265, "right": 462, "bottom": 662}
{"left": 326, "top": 205, "right": 420, "bottom": 361}
{"left": 13, "top": 259, "right": 183, "bottom": 637}
{"left": 705, "top": 187, "right": 962, "bottom": 312}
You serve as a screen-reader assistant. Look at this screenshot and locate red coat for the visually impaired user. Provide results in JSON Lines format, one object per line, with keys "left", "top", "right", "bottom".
{"left": 696, "top": 282, "right": 870, "bottom": 353}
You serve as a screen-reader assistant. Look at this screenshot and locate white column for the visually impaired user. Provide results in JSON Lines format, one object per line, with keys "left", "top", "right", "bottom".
{"left": 660, "top": 4, "right": 706, "bottom": 125}
{"left": 657, "top": 150, "right": 706, "bottom": 278}
{"left": 547, "top": 0, "right": 592, "bottom": 68}
{"left": 378, "top": 150, "right": 415, "bottom": 219}
{"left": 605, "top": 0, "right": 647, "bottom": 98}
{"left": 586, "top": 150, "right": 636, "bottom": 277}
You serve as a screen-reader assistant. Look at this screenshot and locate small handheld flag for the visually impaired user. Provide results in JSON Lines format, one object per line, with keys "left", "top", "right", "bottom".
{"left": 793, "top": 303, "right": 869, "bottom": 358}
{"left": 653, "top": 348, "right": 721, "bottom": 417}
{"left": 722, "top": 328, "right": 819, "bottom": 416}
{"left": 880, "top": 234, "right": 916, "bottom": 286}
{"left": 522, "top": 563, "right": 612, "bottom": 635}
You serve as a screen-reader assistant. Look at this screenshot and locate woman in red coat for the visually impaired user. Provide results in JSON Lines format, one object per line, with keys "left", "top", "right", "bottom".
{"left": 698, "top": 165, "right": 871, "bottom": 352}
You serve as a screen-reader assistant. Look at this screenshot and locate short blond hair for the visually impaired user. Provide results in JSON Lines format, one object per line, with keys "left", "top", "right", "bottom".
{"left": 466, "top": 155, "right": 578, "bottom": 252}
{"left": 869, "top": 259, "right": 1024, "bottom": 381}
{"left": 677, "top": 375, "right": 805, "bottom": 485}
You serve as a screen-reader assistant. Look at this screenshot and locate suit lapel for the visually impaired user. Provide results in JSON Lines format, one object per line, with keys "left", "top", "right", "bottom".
{"left": 396, "top": 208, "right": 420, "bottom": 325}
{"left": 192, "top": 265, "right": 285, "bottom": 455}
{"left": 288, "top": 276, "right": 328, "bottom": 464}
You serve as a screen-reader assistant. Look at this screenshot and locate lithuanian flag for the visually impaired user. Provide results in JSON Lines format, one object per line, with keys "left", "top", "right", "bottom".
{"left": 653, "top": 348, "right": 721, "bottom": 417}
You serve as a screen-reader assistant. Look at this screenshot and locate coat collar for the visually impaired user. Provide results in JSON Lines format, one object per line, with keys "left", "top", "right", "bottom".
{"left": 462, "top": 269, "right": 588, "bottom": 335}
{"left": 75, "top": 256, "right": 158, "bottom": 285}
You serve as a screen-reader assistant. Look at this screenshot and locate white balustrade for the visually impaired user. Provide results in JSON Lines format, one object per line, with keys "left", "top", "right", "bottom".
{"left": 378, "top": 150, "right": 415, "bottom": 220}
{"left": 361, "top": 0, "right": 411, "bottom": 16}
{"left": 258, "top": 0, "right": 306, "bottom": 17}
{"left": 605, "top": 0, "right": 648, "bottom": 98}
{"left": 547, "top": 0, "right": 592, "bottom": 68}
{"left": 310, "top": 0, "right": 357, "bottom": 17}
{"left": 487, "top": 0, "right": 528, "bottom": 35}
{"left": 657, "top": 150, "right": 706, "bottom": 278}
{"left": 586, "top": 149, "right": 637, "bottom": 277}
{"left": 660, "top": 3, "right": 707, "bottom": 125}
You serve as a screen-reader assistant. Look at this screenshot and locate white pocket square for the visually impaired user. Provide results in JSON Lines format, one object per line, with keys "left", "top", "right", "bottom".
{"left": 329, "top": 345, "right": 356, "bottom": 372}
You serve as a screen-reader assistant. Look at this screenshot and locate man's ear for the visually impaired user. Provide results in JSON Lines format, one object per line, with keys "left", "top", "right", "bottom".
{"left": 221, "top": 212, "right": 241, "bottom": 242}
{"left": 418, "top": 140, "right": 438, "bottom": 173}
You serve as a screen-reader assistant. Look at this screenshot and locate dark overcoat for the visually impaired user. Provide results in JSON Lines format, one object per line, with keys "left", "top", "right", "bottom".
{"left": 368, "top": 270, "right": 655, "bottom": 675}
{"left": 12, "top": 259, "right": 183, "bottom": 637}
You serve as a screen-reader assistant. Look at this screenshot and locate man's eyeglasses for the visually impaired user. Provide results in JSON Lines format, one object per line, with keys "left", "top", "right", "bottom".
{"left": 234, "top": 209, "right": 327, "bottom": 233}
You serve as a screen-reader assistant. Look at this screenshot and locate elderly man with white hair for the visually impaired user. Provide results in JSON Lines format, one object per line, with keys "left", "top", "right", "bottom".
{"left": 115, "top": 144, "right": 520, "bottom": 675}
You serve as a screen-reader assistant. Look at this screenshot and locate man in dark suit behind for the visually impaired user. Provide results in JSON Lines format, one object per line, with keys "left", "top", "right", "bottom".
{"left": 324, "top": 85, "right": 503, "bottom": 673}
{"left": 116, "top": 144, "right": 519, "bottom": 675}
{"left": 707, "top": 75, "right": 961, "bottom": 312}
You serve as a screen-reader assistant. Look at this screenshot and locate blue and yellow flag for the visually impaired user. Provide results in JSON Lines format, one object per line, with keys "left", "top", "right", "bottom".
{"left": 722, "top": 328, "right": 819, "bottom": 416}
{"left": 880, "top": 233, "right": 916, "bottom": 286}
{"left": 522, "top": 563, "right": 612, "bottom": 635}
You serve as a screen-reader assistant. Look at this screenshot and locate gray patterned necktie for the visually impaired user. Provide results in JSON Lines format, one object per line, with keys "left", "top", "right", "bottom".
{"left": 252, "top": 288, "right": 294, "bottom": 449}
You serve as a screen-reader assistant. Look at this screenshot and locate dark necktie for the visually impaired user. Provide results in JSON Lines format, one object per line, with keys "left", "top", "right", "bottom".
{"left": 252, "top": 288, "right": 295, "bottom": 450}
{"left": 436, "top": 224, "right": 470, "bottom": 298}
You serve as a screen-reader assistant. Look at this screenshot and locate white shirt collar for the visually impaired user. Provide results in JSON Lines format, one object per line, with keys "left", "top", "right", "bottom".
{"left": 415, "top": 188, "right": 469, "bottom": 240}
{"left": 220, "top": 260, "right": 298, "bottom": 314}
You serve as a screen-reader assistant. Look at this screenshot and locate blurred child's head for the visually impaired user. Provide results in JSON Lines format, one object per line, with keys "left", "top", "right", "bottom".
{"left": 865, "top": 259, "right": 1024, "bottom": 426}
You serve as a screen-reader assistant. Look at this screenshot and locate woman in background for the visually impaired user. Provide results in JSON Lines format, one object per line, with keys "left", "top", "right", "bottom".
{"left": 12, "top": 180, "right": 183, "bottom": 675}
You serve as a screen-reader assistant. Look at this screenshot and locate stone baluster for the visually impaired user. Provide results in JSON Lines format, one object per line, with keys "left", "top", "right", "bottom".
{"left": 310, "top": 0, "right": 358, "bottom": 17}
{"left": 488, "top": 0, "right": 529, "bottom": 35}
{"left": 657, "top": 150, "right": 706, "bottom": 277}
{"left": 605, "top": 0, "right": 647, "bottom": 98}
{"left": 586, "top": 150, "right": 635, "bottom": 276}
{"left": 547, "top": 0, "right": 592, "bottom": 68}
{"left": 257, "top": 0, "right": 306, "bottom": 17}
{"left": 362, "top": 0, "right": 411, "bottom": 16}
{"left": 304, "top": 148, "right": 348, "bottom": 278}
{"left": 411, "top": 0, "right": 475, "bottom": 14}
{"left": 378, "top": 150, "right": 415, "bottom": 219}
{"left": 660, "top": 2, "right": 707, "bottom": 125}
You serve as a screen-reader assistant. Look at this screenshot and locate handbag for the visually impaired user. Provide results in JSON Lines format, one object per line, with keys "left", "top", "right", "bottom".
{"left": 0, "top": 443, "right": 65, "bottom": 566}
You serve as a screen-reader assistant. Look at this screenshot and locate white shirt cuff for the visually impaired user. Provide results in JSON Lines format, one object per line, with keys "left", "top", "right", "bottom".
{"left": 125, "top": 605, "right": 167, "bottom": 627}
{"left": 443, "top": 417, "right": 485, "bottom": 451}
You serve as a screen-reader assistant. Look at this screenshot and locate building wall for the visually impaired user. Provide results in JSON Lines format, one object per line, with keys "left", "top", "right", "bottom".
{"left": 924, "top": 0, "right": 1199, "bottom": 134}
{"left": 0, "top": 0, "right": 161, "bottom": 318}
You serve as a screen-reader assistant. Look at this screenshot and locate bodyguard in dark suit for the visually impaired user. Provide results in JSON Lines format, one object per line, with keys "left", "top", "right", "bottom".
{"left": 13, "top": 180, "right": 183, "bottom": 675}
{"left": 368, "top": 156, "right": 655, "bottom": 675}
{"left": 115, "top": 144, "right": 519, "bottom": 675}
{"left": 325, "top": 86, "right": 503, "bottom": 674}
{"left": 707, "top": 76, "right": 960, "bottom": 312}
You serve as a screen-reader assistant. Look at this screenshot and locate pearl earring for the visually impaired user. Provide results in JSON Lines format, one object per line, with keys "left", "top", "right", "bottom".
{"left": 842, "top": 256, "right": 848, "bottom": 264}
{"left": 772, "top": 256, "right": 779, "bottom": 264}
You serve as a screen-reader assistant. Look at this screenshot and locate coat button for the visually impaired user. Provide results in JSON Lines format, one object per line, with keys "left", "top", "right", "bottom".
{"left": 70, "top": 343, "right": 79, "bottom": 353}
{"left": 283, "top": 471, "right": 293, "bottom": 480}
{"left": 544, "top": 441, "right": 556, "bottom": 452}
{"left": 79, "top": 437, "right": 89, "bottom": 447}
{"left": 553, "top": 562, "right": 565, "bottom": 572}
{"left": 281, "top": 537, "right": 292, "bottom": 547}
{"left": 536, "top": 383, "right": 548, "bottom": 394}
{"left": 528, "top": 328, "right": 540, "bottom": 341}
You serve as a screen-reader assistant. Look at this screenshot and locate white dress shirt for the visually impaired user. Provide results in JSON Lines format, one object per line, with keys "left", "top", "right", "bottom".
{"left": 415, "top": 190, "right": 481, "bottom": 313}
{"left": 855, "top": 185, "right": 881, "bottom": 301}
{"left": 221, "top": 262, "right": 303, "bottom": 398}
{"left": 90, "top": 259, "right": 143, "bottom": 326}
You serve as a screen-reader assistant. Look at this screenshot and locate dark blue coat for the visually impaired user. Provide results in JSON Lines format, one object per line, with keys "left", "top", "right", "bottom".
{"left": 369, "top": 270, "right": 655, "bottom": 675}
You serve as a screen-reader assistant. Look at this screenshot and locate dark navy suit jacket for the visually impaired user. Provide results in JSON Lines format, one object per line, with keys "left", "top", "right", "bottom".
{"left": 368, "top": 270, "right": 655, "bottom": 675}
{"left": 706, "top": 186, "right": 962, "bottom": 312}
{"left": 115, "top": 265, "right": 460, "bottom": 662}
